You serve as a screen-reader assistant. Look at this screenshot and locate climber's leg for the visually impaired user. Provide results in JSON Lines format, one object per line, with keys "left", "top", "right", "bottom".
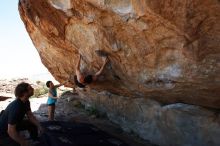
{"left": 75, "top": 54, "right": 85, "bottom": 83}
{"left": 93, "top": 57, "right": 109, "bottom": 81}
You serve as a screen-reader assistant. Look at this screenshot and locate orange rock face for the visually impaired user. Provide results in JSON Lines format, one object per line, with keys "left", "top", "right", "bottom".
{"left": 19, "top": 0, "right": 220, "bottom": 109}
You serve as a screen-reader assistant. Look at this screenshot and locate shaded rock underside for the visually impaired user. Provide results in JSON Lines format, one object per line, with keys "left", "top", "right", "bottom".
{"left": 19, "top": 0, "right": 220, "bottom": 107}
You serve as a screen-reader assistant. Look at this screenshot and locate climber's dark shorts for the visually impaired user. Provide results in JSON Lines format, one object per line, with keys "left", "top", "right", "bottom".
{"left": 74, "top": 75, "right": 93, "bottom": 88}
{"left": 47, "top": 103, "right": 55, "bottom": 106}
{"left": 84, "top": 75, "right": 93, "bottom": 84}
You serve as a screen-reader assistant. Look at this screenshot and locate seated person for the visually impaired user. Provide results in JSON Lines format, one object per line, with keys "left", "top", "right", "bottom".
{"left": 0, "top": 83, "right": 43, "bottom": 146}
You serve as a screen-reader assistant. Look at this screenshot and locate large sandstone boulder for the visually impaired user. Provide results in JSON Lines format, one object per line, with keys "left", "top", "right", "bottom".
{"left": 18, "top": 0, "right": 220, "bottom": 145}
{"left": 18, "top": 0, "right": 220, "bottom": 109}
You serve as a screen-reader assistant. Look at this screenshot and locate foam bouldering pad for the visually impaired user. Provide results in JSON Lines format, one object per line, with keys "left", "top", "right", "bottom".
{"left": 36, "top": 121, "right": 129, "bottom": 146}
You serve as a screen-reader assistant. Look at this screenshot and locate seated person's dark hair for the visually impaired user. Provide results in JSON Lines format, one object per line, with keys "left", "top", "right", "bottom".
{"left": 15, "top": 82, "right": 29, "bottom": 98}
{"left": 46, "top": 81, "right": 52, "bottom": 88}
{"left": 84, "top": 75, "right": 93, "bottom": 84}
{"left": 74, "top": 75, "right": 85, "bottom": 88}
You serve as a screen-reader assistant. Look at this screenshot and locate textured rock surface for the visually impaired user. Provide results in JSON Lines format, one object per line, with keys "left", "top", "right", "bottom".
{"left": 18, "top": 1, "right": 220, "bottom": 145}
{"left": 19, "top": 0, "right": 220, "bottom": 109}
{"left": 77, "top": 89, "right": 220, "bottom": 146}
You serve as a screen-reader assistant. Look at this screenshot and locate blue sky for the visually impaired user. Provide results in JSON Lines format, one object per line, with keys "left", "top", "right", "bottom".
{"left": 0, "top": 0, "right": 50, "bottom": 79}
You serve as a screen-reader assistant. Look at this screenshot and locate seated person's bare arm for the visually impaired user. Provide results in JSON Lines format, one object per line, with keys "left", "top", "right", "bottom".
{"left": 8, "top": 124, "right": 29, "bottom": 146}
{"left": 27, "top": 111, "right": 43, "bottom": 134}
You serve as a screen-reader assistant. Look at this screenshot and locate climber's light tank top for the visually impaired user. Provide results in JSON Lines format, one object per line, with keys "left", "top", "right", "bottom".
{"left": 47, "top": 88, "right": 57, "bottom": 105}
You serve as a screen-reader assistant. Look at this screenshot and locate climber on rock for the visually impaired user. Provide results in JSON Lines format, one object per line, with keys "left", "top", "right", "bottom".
{"left": 74, "top": 52, "right": 109, "bottom": 88}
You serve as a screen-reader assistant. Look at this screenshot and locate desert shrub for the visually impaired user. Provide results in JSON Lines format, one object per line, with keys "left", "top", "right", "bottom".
{"left": 86, "top": 106, "right": 99, "bottom": 116}
{"left": 36, "top": 80, "right": 41, "bottom": 85}
{"left": 32, "top": 85, "right": 49, "bottom": 98}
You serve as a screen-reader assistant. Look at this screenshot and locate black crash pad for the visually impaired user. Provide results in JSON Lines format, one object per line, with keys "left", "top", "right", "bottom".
{"left": 37, "top": 121, "right": 129, "bottom": 146}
